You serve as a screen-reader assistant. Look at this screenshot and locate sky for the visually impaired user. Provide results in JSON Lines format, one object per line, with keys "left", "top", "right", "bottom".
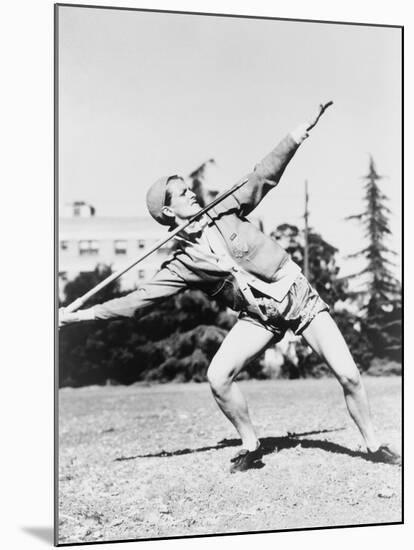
{"left": 57, "top": 6, "right": 402, "bottom": 277}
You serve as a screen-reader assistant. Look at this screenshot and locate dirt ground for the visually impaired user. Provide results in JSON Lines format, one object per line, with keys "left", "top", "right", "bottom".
{"left": 57, "top": 377, "right": 402, "bottom": 544}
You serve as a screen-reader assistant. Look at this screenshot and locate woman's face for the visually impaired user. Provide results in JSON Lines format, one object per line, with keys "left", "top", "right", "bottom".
{"left": 162, "top": 178, "right": 201, "bottom": 223}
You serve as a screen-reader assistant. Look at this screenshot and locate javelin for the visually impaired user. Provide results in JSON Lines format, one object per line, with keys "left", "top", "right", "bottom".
{"left": 64, "top": 177, "right": 249, "bottom": 313}
{"left": 64, "top": 101, "right": 333, "bottom": 314}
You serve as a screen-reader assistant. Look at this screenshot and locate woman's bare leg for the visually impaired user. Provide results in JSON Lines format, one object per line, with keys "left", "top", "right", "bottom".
{"left": 207, "top": 320, "right": 274, "bottom": 451}
{"left": 302, "top": 311, "right": 379, "bottom": 451}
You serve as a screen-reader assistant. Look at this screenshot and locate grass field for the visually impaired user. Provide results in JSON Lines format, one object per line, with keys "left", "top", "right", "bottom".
{"left": 57, "top": 376, "right": 402, "bottom": 544}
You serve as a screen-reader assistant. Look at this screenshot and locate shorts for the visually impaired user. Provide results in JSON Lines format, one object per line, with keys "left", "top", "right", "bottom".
{"left": 239, "top": 273, "right": 329, "bottom": 341}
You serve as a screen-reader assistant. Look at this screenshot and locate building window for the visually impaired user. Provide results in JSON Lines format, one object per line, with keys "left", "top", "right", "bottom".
{"left": 138, "top": 239, "right": 145, "bottom": 249}
{"left": 60, "top": 240, "right": 68, "bottom": 251}
{"left": 114, "top": 240, "right": 127, "bottom": 255}
{"left": 79, "top": 240, "right": 99, "bottom": 256}
{"left": 138, "top": 269, "right": 146, "bottom": 280}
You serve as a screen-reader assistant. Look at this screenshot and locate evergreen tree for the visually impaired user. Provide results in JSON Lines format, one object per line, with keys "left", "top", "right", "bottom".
{"left": 346, "top": 157, "right": 401, "bottom": 360}
{"left": 269, "top": 223, "right": 379, "bottom": 373}
{"left": 61, "top": 264, "right": 122, "bottom": 307}
{"left": 59, "top": 266, "right": 237, "bottom": 386}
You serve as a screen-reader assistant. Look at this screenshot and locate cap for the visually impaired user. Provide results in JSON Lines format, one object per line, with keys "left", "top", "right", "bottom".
{"left": 146, "top": 175, "right": 179, "bottom": 226}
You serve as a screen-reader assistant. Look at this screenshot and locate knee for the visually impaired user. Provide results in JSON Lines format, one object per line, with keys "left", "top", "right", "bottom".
{"left": 207, "top": 358, "right": 240, "bottom": 396}
{"left": 338, "top": 367, "right": 361, "bottom": 393}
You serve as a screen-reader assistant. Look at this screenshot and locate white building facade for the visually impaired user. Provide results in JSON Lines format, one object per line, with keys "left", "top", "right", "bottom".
{"left": 58, "top": 202, "right": 170, "bottom": 301}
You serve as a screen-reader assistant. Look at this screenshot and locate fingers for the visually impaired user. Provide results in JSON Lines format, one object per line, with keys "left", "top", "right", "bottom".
{"left": 59, "top": 307, "right": 95, "bottom": 326}
{"left": 59, "top": 307, "right": 75, "bottom": 328}
{"left": 291, "top": 123, "right": 309, "bottom": 144}
{"left": 58, "top": 307, "right": 66, "bottom": 328}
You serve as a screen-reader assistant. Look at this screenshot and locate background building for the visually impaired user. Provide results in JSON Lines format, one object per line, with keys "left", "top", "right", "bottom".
{"left": 58, "top": 201, "right": 170, "bottom": 300}
{"left": 58, "top": 160, "right": 233, "bottom": 300}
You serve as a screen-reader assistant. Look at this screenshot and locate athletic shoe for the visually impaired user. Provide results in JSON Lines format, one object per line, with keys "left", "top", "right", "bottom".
{"left": 367, "top": 444, "right": 401, "bottom": 465}
{"left": 229, "top": 443, "right": 263, "bottom": 473}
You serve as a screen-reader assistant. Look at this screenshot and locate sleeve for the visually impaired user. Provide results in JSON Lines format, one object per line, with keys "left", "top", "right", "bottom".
{"left": 232, "top": 133, "right": 302, "bottom": 216}
{"left": 91, "top": 264, "right": 187, "bottom": 321}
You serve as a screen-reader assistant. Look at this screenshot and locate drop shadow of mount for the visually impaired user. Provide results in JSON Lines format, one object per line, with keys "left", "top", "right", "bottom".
{"left": 115, "top": 427, "right": 378, "bottom": 463}
{"left": 21, "top": 527, "right": 54, "bottom": 544}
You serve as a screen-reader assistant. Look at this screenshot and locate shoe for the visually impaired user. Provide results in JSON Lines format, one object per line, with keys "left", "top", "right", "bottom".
{"left": 229, "top": 443, "right": 263, "bottom": 473}
{"left": 367, "top": 444, "right": 401, "bottom": 465}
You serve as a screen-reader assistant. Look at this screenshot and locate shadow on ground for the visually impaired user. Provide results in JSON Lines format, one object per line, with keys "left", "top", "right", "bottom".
{"left": 114, "top": 428, "right": 378, "bottom": 463}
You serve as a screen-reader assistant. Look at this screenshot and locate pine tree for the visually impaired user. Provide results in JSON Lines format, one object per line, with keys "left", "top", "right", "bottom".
{"left": 346, "top": 157, "right": 401, "bottom": 360}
